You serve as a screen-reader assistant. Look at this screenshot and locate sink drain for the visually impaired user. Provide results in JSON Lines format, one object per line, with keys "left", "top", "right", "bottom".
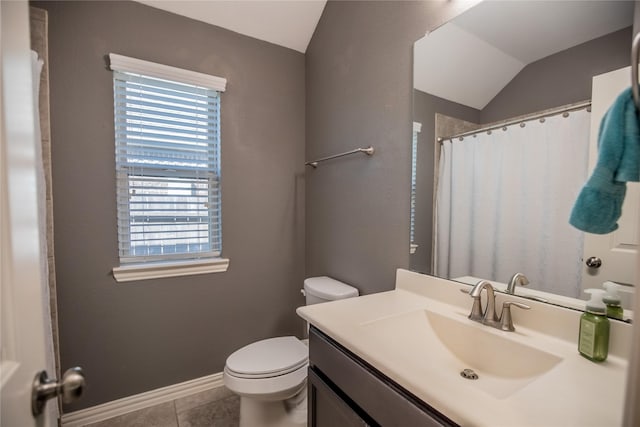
{"left": 460, "top": 368, "right": 479, "bottom": 380}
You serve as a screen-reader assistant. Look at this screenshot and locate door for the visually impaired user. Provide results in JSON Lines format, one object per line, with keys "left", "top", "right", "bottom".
{"left": 1, "top": 1, "right": 56, "bottom": 425}
{"left": 582, "top": 66, "right": 637, "bottom": 307}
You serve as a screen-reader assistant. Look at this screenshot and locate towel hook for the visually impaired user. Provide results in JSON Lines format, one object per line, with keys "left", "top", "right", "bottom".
{"left": 632, "top": 32, "right": 640, "bottom": 111}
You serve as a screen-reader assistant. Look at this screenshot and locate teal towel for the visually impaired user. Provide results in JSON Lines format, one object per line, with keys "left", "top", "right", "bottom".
{"left": 570, "top": 88, "right": 640, "bottom": 234}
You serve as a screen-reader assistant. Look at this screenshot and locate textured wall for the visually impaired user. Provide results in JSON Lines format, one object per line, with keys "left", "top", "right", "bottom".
{"left": 305, "top": 1, "right": 474, "bottom": 295}
{"left": 34, "top": 0, "right": 305, "bottom": 411}
{"left": 480, "top": 27, "right": 632, "bottom": 123}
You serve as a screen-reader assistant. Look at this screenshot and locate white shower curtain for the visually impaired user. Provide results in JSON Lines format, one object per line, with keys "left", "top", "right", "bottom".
{"left": 435, "top": 109, "right": 590, "bottom": 297}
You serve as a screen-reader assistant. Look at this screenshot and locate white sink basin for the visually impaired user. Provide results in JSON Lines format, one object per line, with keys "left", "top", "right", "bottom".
{"left": 360, "top": 309, "right": 563, "bottom": 399}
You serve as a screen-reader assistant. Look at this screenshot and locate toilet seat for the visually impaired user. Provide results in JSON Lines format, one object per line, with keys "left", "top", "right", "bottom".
{"left": 223, "top": 337, "right": 309, "bottom": 400}
{"left": 225, "top": 336, "right": 308, "bottom": 379}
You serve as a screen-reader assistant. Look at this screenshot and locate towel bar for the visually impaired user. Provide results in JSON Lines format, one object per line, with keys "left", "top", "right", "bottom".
{"left": 305, "top": 146, "right": 374, "bottom": 168}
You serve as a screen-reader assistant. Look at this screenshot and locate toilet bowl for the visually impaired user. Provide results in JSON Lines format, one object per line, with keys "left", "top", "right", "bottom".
{"left": 223, "top": 277, "right": 358, "bottom": 427}
{"left": 224, "top": 336, "right": 309, "bottom": 427}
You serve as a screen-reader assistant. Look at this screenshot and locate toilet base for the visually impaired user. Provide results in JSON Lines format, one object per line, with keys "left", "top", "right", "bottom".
{"left": 239, "top": 388, "right": 307, "bottom": 427}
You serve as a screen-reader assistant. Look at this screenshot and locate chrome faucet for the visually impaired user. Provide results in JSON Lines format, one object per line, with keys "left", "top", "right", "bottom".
{"left": 465, "top": 280, "right": 531, "bottom": 331}
{"left": 506, "top": 273, "right": 529, "bottom": 295}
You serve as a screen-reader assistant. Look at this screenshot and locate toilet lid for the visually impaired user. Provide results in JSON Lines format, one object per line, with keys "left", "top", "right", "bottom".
{"left": 226, "top": 336, "right": 308, "bottom": 378}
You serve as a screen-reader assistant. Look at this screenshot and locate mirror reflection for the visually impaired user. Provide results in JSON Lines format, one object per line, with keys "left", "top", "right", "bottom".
{"left": 411, "top": 0, "right": 636, "bottom": 317}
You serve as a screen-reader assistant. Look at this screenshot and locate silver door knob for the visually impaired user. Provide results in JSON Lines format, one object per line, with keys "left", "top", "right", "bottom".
{"left": 585, "top": 256, "right": 602, "bottom": 268}
{"left": 31, "top": 367, "right": 85, "bottom": 416}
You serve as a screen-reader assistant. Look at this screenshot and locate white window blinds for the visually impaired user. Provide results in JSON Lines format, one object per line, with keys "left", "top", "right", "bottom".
{"left": 111, "top": 55, "right": 226, "bottom": 264}
{"left": 410, "top": 122, "right": 421, "bottom": 244}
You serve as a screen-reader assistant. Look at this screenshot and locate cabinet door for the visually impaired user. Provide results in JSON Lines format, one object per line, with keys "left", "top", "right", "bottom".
{"left": 308, "top": 368, "right": 371, "bottom": 427}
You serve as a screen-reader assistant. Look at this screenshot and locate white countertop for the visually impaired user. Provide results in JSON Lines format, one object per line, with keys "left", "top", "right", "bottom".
{"left": 297, "top": 269, "right": 630, "bottom": 427}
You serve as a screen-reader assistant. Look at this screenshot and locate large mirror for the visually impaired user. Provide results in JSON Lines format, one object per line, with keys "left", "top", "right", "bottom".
{"left": 411, "top": 0, "right": 636, "bottom": 318}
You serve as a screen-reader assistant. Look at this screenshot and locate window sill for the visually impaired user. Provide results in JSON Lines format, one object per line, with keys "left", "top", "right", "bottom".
{"left": 112, "top": 258, "right": 229, "bottom": 283}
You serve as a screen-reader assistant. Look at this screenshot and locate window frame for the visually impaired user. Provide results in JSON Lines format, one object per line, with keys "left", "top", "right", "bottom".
{"left": 108, "top": 54, "right": 229, "bottom": 281}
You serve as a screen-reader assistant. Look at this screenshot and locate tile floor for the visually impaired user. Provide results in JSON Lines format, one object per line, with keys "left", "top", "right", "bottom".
{"left": 84, "top": 387, "right": 239, "bottom": 427}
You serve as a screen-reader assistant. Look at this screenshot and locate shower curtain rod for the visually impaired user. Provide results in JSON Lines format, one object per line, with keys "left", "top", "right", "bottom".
{"left": 437, "top": 100, "right": 592, "bottom": 143}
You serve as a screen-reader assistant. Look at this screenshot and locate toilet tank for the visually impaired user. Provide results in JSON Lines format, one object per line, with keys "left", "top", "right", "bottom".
{"left": 303, "top": 276, "right": 359, "bottom": 305}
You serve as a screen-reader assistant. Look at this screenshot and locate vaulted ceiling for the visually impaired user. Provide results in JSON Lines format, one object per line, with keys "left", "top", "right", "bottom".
{"left": 135, "top": 0, "right": 327, "bottom": 53}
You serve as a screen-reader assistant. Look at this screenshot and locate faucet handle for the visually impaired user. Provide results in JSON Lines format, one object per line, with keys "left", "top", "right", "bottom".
{"left": 499, "top": 301, "right": 531, "bottom": 332}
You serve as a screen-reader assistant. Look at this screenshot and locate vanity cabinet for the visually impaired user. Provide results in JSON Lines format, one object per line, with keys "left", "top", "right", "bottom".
{"left": 308, "top": 327, "right": 458, "bottom": 427}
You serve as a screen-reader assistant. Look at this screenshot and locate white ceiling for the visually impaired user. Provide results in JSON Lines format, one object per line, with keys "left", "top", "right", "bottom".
{"left": 414, "top": 1, "right": 635, "bottom": 110}
{"left": 135, "top": 0, "right": 327, "bottom": 53}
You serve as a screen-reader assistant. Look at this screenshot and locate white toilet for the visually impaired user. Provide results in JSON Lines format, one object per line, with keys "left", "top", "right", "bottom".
{"left": 223, "top": 276, "right": 359, "bottom": 427}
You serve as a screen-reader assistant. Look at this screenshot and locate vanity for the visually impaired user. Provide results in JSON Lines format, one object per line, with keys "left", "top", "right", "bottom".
{"left": 297, "top": 269, "right": 631, "bottom": 426}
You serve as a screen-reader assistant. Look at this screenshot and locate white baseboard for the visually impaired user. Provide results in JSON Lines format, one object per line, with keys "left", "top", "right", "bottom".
{"left": 61, "top": 372, "right": 224, "bottom": 427}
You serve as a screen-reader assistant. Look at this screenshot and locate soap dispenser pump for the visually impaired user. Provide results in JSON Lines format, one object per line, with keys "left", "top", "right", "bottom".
{"left": 579, "top": 289, "right": 610, "bottom": 362}
{"left": 602, "top": 281, "right": 624, "bottom": 320}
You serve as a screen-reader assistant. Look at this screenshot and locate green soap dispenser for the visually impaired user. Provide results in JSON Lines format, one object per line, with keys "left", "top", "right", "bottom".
{"left": 603, "top": 281, "right": 624, "bottom": 320}
{"left": 579, "top": 289, "right": 610, "bottom": 362}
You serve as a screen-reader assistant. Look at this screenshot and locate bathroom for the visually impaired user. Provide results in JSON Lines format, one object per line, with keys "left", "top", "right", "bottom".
{"left": 2, "top": 0, "right": 640, "bottom": 426}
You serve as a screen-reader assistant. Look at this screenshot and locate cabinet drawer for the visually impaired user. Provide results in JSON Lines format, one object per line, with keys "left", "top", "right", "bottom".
{"left": 309, "top": 327, "right": 457, "bottom": 427}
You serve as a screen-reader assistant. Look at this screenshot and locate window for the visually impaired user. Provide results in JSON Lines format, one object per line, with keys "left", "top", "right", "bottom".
{"left": 410, "top": 122, "right": 421, "bottom": 255}
{"left": 109, "top": 54, "right": 228, "bottom": 281}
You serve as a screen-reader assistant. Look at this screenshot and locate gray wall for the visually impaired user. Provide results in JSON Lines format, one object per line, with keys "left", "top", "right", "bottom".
{"left": 410, "top": 90, "right": 479, "bottom": 274}
{"left": 34, "top": 1, "right": 305, "bottom": 411}
{"left": 481, "top": 27, "right": 632, "bottom": 123}
{"left": 305, "top": 1, "right": 474, "bottom": 295}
